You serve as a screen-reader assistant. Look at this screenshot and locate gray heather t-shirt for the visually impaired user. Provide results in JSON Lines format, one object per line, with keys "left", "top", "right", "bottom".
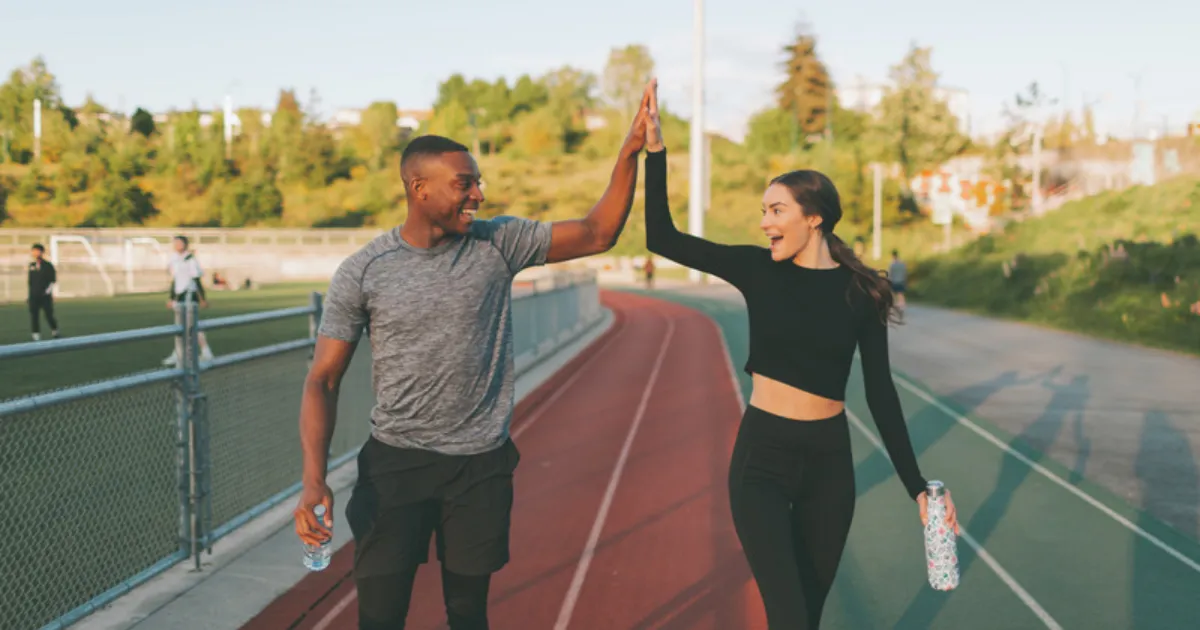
{"left": 888, "top": 259, "right": 908, "bottom": 284}
{"left": 319, "top": 216, "right": 553, "bottom": 455}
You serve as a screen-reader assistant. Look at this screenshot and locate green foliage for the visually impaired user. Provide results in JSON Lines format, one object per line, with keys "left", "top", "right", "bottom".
{"left": 210, "top": 173, "right": 284, "bottom": 227}
{"left": 744, "top": 107, "right": 794, "bottom": 157}
{"left": 775, "top": 23, "right": 832, "bottom": 141}
{"left": 911, "top": 177, "right": 1200, "bottom": 355}
{"left": 83, "top": 176, "right": 157, "bottom": 226}
{"left": 15, "top": 167, "right": 41, "bottom": 203}
{"left": 0, "top": 37, "right": 975, "bottom": 240}
{"left": 873, "top": 44, "right": 971, "bottom": 180}
{"left": 129, "top": 108, "right": 156, "bottom": 137}
{"left": 602, "top": 44, "right": 655, "bottom": 117}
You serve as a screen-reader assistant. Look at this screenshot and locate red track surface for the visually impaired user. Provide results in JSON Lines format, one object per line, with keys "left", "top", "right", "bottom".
{"left": 242, "top": 291, "right": 763, "bottom": 629}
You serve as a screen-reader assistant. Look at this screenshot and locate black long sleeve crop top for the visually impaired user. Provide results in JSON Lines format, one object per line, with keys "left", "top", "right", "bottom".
{"left": 644, "top": 148, "right": 927, "bottom": 500}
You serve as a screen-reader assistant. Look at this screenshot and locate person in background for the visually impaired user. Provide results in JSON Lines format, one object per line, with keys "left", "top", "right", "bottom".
{"left": 163, "top": 235, "right": 215, "bottom": 365}
{"left": 28, "top": 244, "right": 60, "bottom": 341}
{"left": 889, "top": 249, "right": 908, "bottom": 312}
{"left": 643, "top": 254, "right": 656, "bottom": 289}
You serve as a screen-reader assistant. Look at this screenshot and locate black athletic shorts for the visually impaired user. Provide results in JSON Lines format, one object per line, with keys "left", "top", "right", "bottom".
{"left": 345, "top": 435, "right": 521, "bottom": 578}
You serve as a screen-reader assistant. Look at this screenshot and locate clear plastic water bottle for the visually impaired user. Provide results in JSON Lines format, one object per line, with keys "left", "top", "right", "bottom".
{"left": 923, "top": 480, "right": 959, "bottom": 591}
{"left": 302, "top": 504, "right": 332, "bottom": 571}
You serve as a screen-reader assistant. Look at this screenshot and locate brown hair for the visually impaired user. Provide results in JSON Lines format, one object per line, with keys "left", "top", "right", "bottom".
{"left": 768, "top": 170, "right": 900, "bottom": 326}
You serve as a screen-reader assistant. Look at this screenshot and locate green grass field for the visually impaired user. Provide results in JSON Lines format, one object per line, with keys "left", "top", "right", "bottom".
{"left": 0, "top": 282, "right": 328, "bottom": 401}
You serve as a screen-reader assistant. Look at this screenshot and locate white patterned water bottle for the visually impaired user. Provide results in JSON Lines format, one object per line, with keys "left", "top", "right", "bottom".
{"left": 302, "top": 504, "right": 332, "bottom": 571}
{"left": 924, "top": 480, "right": 959, "bottom": 591}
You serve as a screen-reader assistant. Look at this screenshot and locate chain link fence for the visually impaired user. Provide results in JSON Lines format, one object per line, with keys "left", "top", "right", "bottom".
{"left": 0, "top": 268, "right": 603, "bottom": 630}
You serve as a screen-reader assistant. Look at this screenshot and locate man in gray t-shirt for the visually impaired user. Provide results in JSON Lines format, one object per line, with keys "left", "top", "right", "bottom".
{"left": 294, "top": 81, "right": 657, "bottom": 629}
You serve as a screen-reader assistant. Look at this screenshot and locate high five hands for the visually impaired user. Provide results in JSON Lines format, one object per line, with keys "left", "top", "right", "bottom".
{"left": 622, "top": 78, "right": 663, "bottom": 155}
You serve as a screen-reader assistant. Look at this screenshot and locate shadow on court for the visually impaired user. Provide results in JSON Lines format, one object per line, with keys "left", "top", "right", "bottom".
{"left": 851, "top": 367, "right": 1062, "bottom": 500}
{"left": 889, "top": 372, "right": 1090, "bottom": 628}
{"left": 1132, "top": 410, "right": 1200, "bottom": 629}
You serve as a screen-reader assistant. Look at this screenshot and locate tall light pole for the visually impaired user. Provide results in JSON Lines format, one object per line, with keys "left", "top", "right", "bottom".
{"left": 224, "top": 94, "right": 234, "bottom": 160}
{"left": 688, "top": 0, "right": 706, "bottom": 283}
{"left": 872, "top": 163, "right": 883, "bottom": 260}
{"left": 33, "top": 98, "right": 42, "bottom": 164}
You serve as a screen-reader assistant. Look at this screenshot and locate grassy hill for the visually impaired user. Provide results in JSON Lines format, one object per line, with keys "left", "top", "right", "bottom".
{"left": 2, "top": 149, "right": 961, "bottom": 260}
{"left": 910, "top": 176, "right": 1200, "bottom": 356}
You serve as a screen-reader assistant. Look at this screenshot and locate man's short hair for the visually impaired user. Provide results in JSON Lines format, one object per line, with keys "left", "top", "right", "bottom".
{"left": 31, "top": 243, "right": 45, "bottom": 253}
{"left": 174, "top": 235, "right": 189, "bottom": 248}
{"left": 400, "top": 135, "right": 470, "bottom": 184}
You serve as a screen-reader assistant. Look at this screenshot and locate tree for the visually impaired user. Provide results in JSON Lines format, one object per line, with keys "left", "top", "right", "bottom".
{"left": 774, "top": 23, "right": 832, "bottom": 148}
{"left": 509, "top": 75, "right": 549, "bottom": 116}
{"left": 744, "top": 107, "right": 795, "bottom": 156}
{"left": 426, "top": 100, "right": 471, "bottom": 145}
{"left": 873, "top": 43, "right": 969, "bottom": 183}
{"left": 357, "top": 101, "right": 399, "bottom": 171}
{"left": 0, "top": 56, "right": 66, "bottom": 163}
{"left": 81, "top": 176, "right": 157, "bottom": 226}
{"left": 130, "top": 108, "right": 156, "bottom": 137}
{"left": 602, "top": 44, "right": 655, "bottom": 118}
{"left": 541, "top": 66, "right": 598, "bottom": 150}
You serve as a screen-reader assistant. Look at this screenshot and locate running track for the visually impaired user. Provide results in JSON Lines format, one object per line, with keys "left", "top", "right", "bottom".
{"left": 243, "top": 290, "right": 765, "bottom": 629}
{"left": 242, "top": 289, "right": 1200, "bottom": 629}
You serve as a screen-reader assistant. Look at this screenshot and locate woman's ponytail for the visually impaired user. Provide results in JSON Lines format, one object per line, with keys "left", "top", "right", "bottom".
{"left": 826, "top": 232, "right": 899, "bottom": 326}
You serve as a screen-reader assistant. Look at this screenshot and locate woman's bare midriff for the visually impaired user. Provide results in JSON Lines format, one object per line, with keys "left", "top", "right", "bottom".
{"left": 749, "top": 373, "right": 844, "bottom": 421}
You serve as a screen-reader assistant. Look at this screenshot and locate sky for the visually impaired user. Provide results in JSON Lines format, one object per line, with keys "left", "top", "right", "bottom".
{"left": 4, "top": 0, "right": 1198, "bottom": 143}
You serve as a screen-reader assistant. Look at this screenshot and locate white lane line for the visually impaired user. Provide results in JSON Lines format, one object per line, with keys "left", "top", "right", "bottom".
{"left": 312, "top": 588, "right": 357, "bottom": 630}
{"left": 707, "top": 312, "right": 1060, "bottom": 628}
{"left": 846, "top": 410, "right": 1063, "bottom": 630}
{"left": 892, "top": 372, "right": 1200, "bottom": 575}
{"left": 513, "top": 316, "right": 624, "bottom": 439}
{"left": 310, "top": 314, "right": 628, "bottom": 629}
{"left": 553, "top": 312, "right": 677, "bottom": 630}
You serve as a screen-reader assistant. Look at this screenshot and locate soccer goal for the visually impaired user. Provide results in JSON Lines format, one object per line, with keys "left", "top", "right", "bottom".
{"left": 49, "top": 235, "right": 115, "bottom": 298}
{"left": 123, "top": 236, "right": 169, "bottom": 294}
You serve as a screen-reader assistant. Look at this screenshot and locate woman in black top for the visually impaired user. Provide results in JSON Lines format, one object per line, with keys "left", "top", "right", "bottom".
{"left": 640, "top": 85, "right": 958, "bottom": 628}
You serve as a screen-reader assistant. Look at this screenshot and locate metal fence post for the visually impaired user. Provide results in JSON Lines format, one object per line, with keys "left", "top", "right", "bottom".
{"left": 309, "top": 291, "right": 324, "bottom": 356}
{"left": 176, "top": 295, "right": 207, "bottom": 570}
{"left": 173, "top": 299, "right": 192, "bottom": 565}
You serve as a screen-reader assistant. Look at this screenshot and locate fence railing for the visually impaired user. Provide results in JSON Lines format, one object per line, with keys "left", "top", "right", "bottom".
{"left": 0, "top": 269, "right": 603, "bottom": 630}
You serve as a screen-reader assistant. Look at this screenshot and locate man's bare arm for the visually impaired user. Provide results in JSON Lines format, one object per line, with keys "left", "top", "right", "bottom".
{"left": 545, "top": 146, "right": 642, "bottom": 263}
{"left": 545, "top": 79, "right": 655, "bottom": 264}
{"left": 295, "top": 334, "right": 357, "bottom": 543}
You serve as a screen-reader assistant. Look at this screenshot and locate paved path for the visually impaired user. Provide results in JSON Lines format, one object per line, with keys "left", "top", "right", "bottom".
{"left": 667, "top": 285, "right": 1200, "bottom": 543}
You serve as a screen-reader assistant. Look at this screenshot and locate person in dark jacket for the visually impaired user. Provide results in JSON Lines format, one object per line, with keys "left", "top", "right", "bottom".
{"left": 28, "top": 243, "right": 60, "bottom": 341}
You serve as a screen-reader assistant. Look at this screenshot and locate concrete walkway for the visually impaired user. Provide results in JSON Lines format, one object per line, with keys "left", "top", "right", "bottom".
{"left": 665, "top": 285, "right": 1200, "bottom": 543}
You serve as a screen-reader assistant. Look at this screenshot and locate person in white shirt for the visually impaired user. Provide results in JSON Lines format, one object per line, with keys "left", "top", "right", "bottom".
{"left": 163, "top": 235, "right": 215, "bottom": 365}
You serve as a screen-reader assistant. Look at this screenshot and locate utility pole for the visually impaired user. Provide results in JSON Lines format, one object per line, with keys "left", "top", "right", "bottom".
{"left": 224, "top": 95, "right": 234, "bottom": 161}
{"left": 688, "top": 0, "right": 706, "bottom": 283}
{"left": 1032, "top": 124, "right": 1043, "bottom": 215}
{"left": 872, "top": 163, "right": 883, "bottom": 260}
{"left": 33, "top": 98, "right": 42, "bottom": 163}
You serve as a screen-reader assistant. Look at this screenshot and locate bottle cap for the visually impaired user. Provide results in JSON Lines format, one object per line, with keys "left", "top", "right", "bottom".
{"left": 313, "top": 504, "right": 327, "bottom": 517}
{"left": 926, "top": 480, "right": 945, "bottom": 498}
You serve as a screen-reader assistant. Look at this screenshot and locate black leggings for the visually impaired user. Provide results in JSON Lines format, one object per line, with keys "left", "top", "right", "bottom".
{"left": 29, "top": 296, "right": 58, "bottom": 334}
{"left": 357, "top": 565, "right": 491, "bottom": 629}
{"left": 729, "top": 405, "right": 857, "bottom": 629}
